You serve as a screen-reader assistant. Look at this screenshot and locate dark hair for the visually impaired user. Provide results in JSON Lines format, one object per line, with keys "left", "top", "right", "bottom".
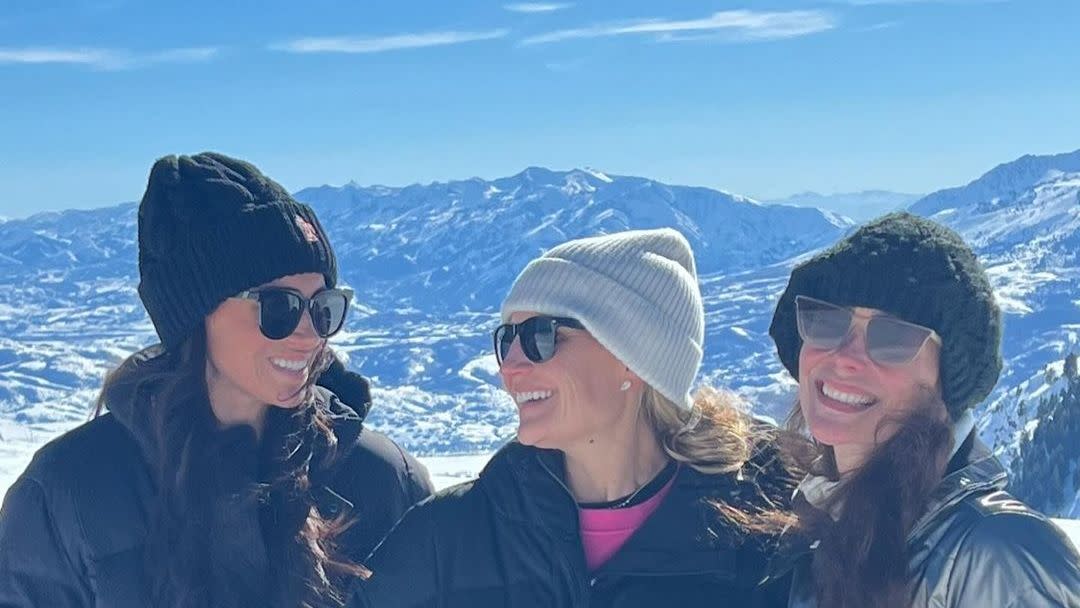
{"left": 786, "top": 389, "right": 952, "bottom": 608}
{"left": 93, "top": 325, "right": 366, "bottom": 607}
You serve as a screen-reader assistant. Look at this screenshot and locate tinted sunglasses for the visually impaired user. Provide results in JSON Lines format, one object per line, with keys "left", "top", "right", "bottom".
{"left": 494, "top": 316, "right": 585, "bottom": 366}
{"left": 233, "top": 287, "right": 353, "bottom": 340}
{"left": 795, "top": 295, "right": 941, "bottom": 366}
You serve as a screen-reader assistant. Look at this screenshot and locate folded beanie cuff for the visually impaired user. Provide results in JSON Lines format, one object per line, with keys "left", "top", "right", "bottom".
{"left": 502, "top": 256, "right": 701, "bottom": 410}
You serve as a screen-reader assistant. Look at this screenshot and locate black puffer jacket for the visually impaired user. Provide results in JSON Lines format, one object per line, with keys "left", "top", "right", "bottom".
{"left": 0, "top": 353, "right": 433, "bottom": 607}
{"left": 769, "top": 434, "right": 1080, "bottom": 607}
{"left": 350, "top": 440, "right": 794, "bottom": 608}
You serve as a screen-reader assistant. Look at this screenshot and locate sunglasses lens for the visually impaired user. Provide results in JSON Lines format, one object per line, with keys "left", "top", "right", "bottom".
{"left": 258, "top": 290, "right": 304, "bottom": 340}
{"left": 311, "top": 290, "right": 350, "bottom": 338}
{"left": 494, "top": 318, "right": 562, "bottom": 365}
{"left": 796, "top": 297, "right": 852, "bottom": 350}
{"left": 524, "top": 319, "right": 558, "bottom": 363}
{"left": 494, "top": 325, "right": 514, "bottom": 365}
{"left": 867, "top": 317, "right": 932, "bottom": 365}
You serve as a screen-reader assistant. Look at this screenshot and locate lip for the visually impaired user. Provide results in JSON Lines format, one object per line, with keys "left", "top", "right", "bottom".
{"left": 269, "top": 354, "right": 313, "bottom": 376}
{"left": 815, "top": 379, "right": 877, "bottom": 414}
{"left": 511, "top": 388, "right": 555, "bottom": 408}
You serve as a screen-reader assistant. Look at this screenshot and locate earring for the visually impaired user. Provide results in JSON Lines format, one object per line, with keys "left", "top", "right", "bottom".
{"left": 619, "top": 380, "right": 632, "bottom": 392}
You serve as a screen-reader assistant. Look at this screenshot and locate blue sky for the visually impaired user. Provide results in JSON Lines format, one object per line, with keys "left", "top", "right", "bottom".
{"left": 1, "top": 0, "right": 1078, "bottom": 216}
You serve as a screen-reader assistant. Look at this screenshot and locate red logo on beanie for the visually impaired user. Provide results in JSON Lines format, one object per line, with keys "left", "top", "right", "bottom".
{"left": 295, "top": 216, "right": 320, "bottom": 243}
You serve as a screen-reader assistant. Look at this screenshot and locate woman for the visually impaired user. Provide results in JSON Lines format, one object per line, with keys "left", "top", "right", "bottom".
{"left": 349, "top": 228, "right": 797, "bottom": 608}
{"left": 0, "top": 153, "right": 433, "bottom": 607}
{"left": 766, "top": 212, "right": 1080, "bottom": 607}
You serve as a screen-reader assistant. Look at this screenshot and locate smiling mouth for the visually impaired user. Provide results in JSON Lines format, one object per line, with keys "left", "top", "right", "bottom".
{"left": 818, "top": 380, "right": 877, "bottom": 409}
{"left": 514, "top": 390, "right": 553, "bottom": 405}
{"left": 270, "top": 357, "right": 310, "bottom": 373}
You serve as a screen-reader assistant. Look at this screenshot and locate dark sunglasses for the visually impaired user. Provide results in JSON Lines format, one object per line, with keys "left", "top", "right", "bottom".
{"left": 494, "top": 316, "right": 585, "bottom": 366}
{"left": 795, "top": 295, "right": 941, "bottom": 366}
{"left": 233, "top": 287, "right": 353, "bottom": 340}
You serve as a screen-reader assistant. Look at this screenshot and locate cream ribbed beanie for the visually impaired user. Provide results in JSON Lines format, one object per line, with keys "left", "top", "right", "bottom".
{"left": 500, "top": 228, "right": 704, "bottom": 410}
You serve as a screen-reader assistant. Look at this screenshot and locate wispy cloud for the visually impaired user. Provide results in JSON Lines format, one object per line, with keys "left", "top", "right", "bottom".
{"left": 520, "top": 10, "right": 835, "bottom": 46}
{"left": 504, "top": 2, "right": 573, "bottom": 13}
{"left": 0, "top": 46, "right": 219, "bottom": 70}
{"left": 274, "top": 30, "right": 509, "bottom": 54}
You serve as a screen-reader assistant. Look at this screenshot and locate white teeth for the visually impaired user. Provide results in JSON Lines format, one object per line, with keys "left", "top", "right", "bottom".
{"left": 822, "top": 382, "right": 875, "bottom": 406}
{"left": 514, "top": 390, "right": 553, "bottom": 404}
{"left": 271, "top": 358, "right": 308, "bottom": 372}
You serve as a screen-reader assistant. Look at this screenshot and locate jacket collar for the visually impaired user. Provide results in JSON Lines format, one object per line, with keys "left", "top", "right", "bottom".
{"left": 907, "top": 433, "right": 1007, "bottom": 542}
{"left": 478, "top": 441, "right": 760, "bottom": 579}
{"left": 796, "top": 410, "right": 979, "bottom": 521}
{"left": 766, "top": 430, "right": 1009, "bottom": 583}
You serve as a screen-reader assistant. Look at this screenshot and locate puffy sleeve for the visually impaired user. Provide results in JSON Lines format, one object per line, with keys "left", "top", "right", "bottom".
{"left": 0, "top": 475, "right": 93, "bottom": 607}
{"left": 348, "top": 498, "right": 445, "bottom": 608}
{"left": 947, "top": 512, "right": 1080, "bottom": 607}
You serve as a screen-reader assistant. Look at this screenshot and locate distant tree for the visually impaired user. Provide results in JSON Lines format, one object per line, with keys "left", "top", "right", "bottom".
{"left": 1065, "top": 352, "right": 1078, "bottom": 383}
{"left": 1012, "top": 353, "right": 1080, "bottom": 516}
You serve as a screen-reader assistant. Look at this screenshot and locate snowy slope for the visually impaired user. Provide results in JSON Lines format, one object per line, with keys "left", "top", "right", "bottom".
{"left": 0, "top": 157, "right": 1078, "bottom": 520}
{"left": 0, "top": 168, "right": 847, "bottom": 488}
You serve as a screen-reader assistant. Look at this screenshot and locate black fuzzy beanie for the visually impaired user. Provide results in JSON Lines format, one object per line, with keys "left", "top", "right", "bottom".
{"left": 769, "top": 212, "right": 1002, "bottom": 420}
{"left": 137, "top": 152, "right": 337, "bottom": 350}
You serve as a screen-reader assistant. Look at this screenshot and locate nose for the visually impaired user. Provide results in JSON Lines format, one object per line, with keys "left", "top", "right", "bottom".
{"left": 287, "top": 307, "right": 323, "bottom": 347}
{"left": 498, "top": 335, "right": 532, "bottom": 382}
{"left": 830, "top": 322, "right": 871, "bottom": 372}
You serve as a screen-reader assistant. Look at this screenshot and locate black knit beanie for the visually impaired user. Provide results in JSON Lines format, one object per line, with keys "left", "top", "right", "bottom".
{"left": 769, "top": 212, "right": 1002, "bottom": 420}
{"left": 137, "top": 152, "right": 337, "bottom": 350}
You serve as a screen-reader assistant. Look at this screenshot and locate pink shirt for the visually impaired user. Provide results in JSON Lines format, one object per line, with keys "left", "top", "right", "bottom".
{"left": 577, "top": 470, "right": 678, "bottom": 571}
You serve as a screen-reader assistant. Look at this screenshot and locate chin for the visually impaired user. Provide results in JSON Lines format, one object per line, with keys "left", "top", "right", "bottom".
{"left": 516, "top": 425, "right": 556, "bottom": 449}
{"left": 268, "top": 388, "right": 308, "bottom": 409}
{"left": 804, "top": 415, "right": 855, "bottom": 448}
{"left": 516, "top": 428, "right": 541, "bottom": 447}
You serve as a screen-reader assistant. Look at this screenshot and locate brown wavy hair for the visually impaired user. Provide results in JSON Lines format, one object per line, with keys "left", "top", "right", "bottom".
{"left": 641, "top": 385, "right": 801, "bottom": 536}
{"left": 786, "top": 388, "right": 953, "bottom": 608}
{"left": 93, "top": 325, "right": 366, "bottom": 608}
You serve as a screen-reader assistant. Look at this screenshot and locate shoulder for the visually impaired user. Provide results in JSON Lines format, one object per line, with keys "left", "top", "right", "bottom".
{"left": 383, "top": 450, "right": 512, "bottom": 534}
{"left": 19, "top": 414, "right": 142, "bottom": 493}
{"left": 954, "top": 491, "right": 1078, "bottom": 561}
{"left": 6, "top": 414, "right": 149, "bottom": 560}
{"left": 944, "top": 491, "right": 1080, "bottom": 605}
{"left": 330, "top": 426, "right": 434, "bottom": 517}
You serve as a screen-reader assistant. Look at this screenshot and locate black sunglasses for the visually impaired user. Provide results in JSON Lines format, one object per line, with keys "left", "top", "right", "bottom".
{"left": 494, "top": 316, "right": 585, "bottom": 366}
{"left": 795, "top": 295, "right": 941, "bottom": 366}
{"left": 233, "top": 287, "right": 353, "bottom": 340}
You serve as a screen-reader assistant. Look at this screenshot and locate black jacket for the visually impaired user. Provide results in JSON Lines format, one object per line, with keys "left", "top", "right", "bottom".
{"left": 0, "top": 354, "right": 433, "bottom": 607}
{"left": 350, "top": 440, "right": 794, "bottom": 608}
{"left": 769, "top": 434, "right": 1080, "bottom": 607}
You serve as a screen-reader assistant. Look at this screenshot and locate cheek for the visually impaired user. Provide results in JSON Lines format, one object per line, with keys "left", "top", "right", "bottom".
{"left": 797, "top": 346, "right": 824, "bottom": 385}
{"left": 206, "top": 312, "right": 266, "bottom": 380}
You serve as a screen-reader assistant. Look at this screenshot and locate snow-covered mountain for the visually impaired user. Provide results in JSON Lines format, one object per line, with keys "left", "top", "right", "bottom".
{"left": 910, "top": 150, "right": 1080, "bottom": 219}
{"left": 1, "top": 157, "right": 1078, "bottom": 518}
{"left": 765, "top": 190, "right": 920, "bottom": 222}
{"left": 293, "top": 167, "right": 851, "bottom": 311}
{"left": 906, "top": 151, "right": 1080, "bottom": 515}
{"left": 0, "top": 168, "right": 848, "bottom": 489}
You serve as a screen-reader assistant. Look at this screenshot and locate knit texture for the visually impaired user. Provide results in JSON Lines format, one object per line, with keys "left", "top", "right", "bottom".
{"left": 769, "top": 212, "right": 1002, "bottom": 419}
{"left": 137, "top": 152, "right": 337, "bottom": 349}
{"left": 502, "top": 228, "right": 704, "bottom": 410}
